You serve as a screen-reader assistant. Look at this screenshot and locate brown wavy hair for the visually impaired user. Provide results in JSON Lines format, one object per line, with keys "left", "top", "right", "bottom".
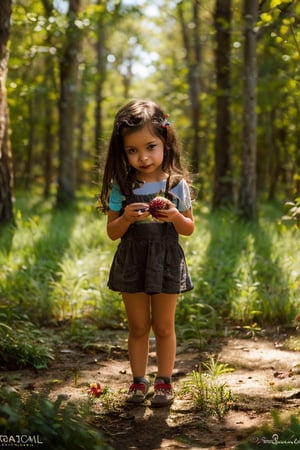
{"left": 100, "top": 99, "right": 190, "bottom": 212}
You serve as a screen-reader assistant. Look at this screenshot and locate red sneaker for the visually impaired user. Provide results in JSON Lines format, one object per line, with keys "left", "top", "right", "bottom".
{"left": 151, "top": 381, "right": 174, "bottom": 407}
{"left": 126, "top": 381, "right": 149, "bottom": 404}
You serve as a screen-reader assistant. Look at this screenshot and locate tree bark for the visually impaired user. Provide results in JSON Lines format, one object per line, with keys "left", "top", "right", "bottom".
{"left": 238, "top": 0, "right": 258, "bottom": 220}
{"left": 23, "top": 97, "right": 35, "bottom": 190}
{"left": 56, "top": 0, "right": 82, "bottom": 206}
{"left": 212, "top": 0, "right": 233, "bottom": 209}
{"left": 94, "top": 16, "right": 107, "bottom": 164}
{"left": 41, "top": 0, "right": 57, "bottom": 198}
{"left": 177, "top": 0, "right": 203, "bottom": 172}
{"left": 0, "top": 0, "right": 14, "bottom": 223}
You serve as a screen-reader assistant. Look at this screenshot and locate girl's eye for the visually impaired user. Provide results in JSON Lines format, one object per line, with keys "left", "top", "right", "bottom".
{"left": 147, "top": 144, "right": 156, "bottom": 150}
{"left": 126, "top": 148, "right": 136, "bottom": 155}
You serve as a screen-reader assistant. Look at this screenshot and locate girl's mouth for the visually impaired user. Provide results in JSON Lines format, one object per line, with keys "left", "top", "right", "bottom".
{"left": 139, "top": 164, "right": 152, "bottom": 170}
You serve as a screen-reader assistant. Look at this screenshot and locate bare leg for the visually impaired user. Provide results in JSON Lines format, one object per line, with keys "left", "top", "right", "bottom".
{"left": 151, "top": 293, "right": 178, "bottom": 378}
{"left": 122, "top": 292, "right": 151, "bottom": 378}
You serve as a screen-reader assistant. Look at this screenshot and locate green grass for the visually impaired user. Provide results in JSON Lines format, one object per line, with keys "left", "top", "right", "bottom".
{"left": 0, "top": 191, "right": 299, "bottom": 444}
{"left": 0, "top": 192, "right": 299, "bottom": 347}
{"left": 0, "top": 192, "right": 124, "bottom": 327}
{"left": 178, "top": 202, "right": 300, "bottom": 327}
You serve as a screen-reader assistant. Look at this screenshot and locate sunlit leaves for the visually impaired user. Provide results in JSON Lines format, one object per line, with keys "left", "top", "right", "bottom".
{"left": 270, "top": 0, "right": 293, "bottom": 7}
{"left": 270, "top": 0, "right": 283, "bottom": 6}
{"left": 260, "top": 12, "right": 273, "bottom": 24}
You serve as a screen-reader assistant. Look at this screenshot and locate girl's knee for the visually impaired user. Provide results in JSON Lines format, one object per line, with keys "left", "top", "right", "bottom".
{"left": 129, "top": 322, "right": 151, "bottom": 338}
{"left": 152, "top": 323, "right": 174, "bottom": 338}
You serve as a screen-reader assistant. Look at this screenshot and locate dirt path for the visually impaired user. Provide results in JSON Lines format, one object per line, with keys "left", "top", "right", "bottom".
{"left": 1, "top": 330, "right": 300, "bottom": 449}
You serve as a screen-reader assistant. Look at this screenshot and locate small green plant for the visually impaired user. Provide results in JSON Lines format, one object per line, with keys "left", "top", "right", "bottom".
{"left": 183, "top": 357, "right": 234, "bottom": 420}
{"left": 88, "top": 382, "right": 126, "bottom": 413}
{"left": 242, "top": 322, "right": 262, "bottom": 337}
{"left": 176, "top": 297, "right": 218, "bottom": 350}
{"left": 202, "top": 357, "right": 235, "bottom": 377}
{"left": 0, "top": 320, "right": 54, "bottom": 369}
{"left": 0, "top": 390, "right": 112, "bottom": 450}
{"left": 94, "top": 387, "right": 125, "bottom": 412}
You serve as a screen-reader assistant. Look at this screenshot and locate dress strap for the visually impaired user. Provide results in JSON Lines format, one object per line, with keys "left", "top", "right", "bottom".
{"left": 165, "top": 176, "right": 170, "bottom": 197}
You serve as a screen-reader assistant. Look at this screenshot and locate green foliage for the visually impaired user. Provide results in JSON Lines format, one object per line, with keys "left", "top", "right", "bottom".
{"left": 0, "top": 390, "right": 111, "bottom": 450}
{"left": 91, "top": 387, "right": 125, "bottom": 413}
{"left": 64, "top": 320, "right": 127, "bottom": 353}
{"left": 176, "top": 296, "right": 218, "bottom": 350}
{"left": 0, "top": 192, "right": 125, "bottom": 327}
{"left": 0, "top": 311, "right": 54, "bottom": 369}
{"left": 282, "top": 198, "right": 300, "bottom": 228}
{"left": 185, "top": 204, "right": 300, "bottom": 326}
{"left": 183, "top": 358, "right": 234, "bottom": 420}
{"left": 202, "top": 357, "right": 235, "bottom": 378}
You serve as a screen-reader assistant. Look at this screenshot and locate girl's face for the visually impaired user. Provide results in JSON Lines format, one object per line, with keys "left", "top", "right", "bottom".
{"left": 123, "top": 125, "right": 166, "bottom": 181}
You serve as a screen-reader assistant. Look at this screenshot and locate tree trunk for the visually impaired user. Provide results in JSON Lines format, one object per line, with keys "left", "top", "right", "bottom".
{"left": 212, "top": 0, "right": 233, "bottom": 209}
{"left": 0, "top": 0, "right": 14, "bottom": 224}
{"left": 41, "top": 0, "right": 57, "bottom": 198}
{"left": 43, "top": 65, "right": 55, "bottom": 198}
{"left": 76, "top": 98, "right": 85, "bottom": 186}
{"left": 56, "top": 0, "right": 81, "bottom": 206}
{"left": 177, "top": 0, "right": 203, "bottom": 172}
{"left": 295, "top": 103, "right": 300, "bottom": 195}
{"left": 238, "top": 0, "right": 258, "bottom": 220}
{"left": 23, "top": 97, "right": 35, "bottom": 190}
{"left": 94, "top": 13, "right": 107, "bottom": 165}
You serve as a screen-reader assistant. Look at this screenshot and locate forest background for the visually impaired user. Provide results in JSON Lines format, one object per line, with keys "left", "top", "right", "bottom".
{"left": 1, "top": 0, "right": 300, "bottom": 221}
{"left": 0, "top": 1, "right": 300, "bottom": 447}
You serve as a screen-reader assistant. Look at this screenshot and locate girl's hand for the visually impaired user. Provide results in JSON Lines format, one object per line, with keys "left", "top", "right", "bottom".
{"left": 122, "top": 202, "right": 150, "bottom": 223}
{"left": 154, "top": 205, "right": 179, "bottom": 223}
{"left": 154, "top": 206, "right": 194, "bottom": 236}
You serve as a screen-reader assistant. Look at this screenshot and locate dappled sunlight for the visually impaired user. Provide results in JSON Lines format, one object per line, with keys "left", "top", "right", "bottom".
{"left": 184, "top": 206, "right": 300, "bottom": 326}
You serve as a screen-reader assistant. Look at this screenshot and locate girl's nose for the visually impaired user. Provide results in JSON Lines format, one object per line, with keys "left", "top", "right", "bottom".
{"left": 139, "top": 152, "right": 148, "bottom": 161}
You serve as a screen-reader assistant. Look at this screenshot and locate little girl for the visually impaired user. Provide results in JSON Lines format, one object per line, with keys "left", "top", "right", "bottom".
{"left": 100, "top": 99, "right": 194, "bottom": 407}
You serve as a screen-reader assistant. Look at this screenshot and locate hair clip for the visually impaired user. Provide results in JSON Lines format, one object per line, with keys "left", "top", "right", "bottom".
{"left": 161, "top": 114, "right": 170, "bottom": 128}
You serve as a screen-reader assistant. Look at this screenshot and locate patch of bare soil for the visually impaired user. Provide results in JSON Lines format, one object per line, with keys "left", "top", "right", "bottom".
{"left": 1, "top": 328, "right": 300, "bottom": 450}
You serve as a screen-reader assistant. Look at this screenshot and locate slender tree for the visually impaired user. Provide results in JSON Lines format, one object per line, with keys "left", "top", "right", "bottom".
{"left": 94, "top": 11, "right": 107, "bottom": 162}
{"left": 238, "top": 0, "right": 258, "bottom": 220}
{"left": 212, "top": 0, "right": 233, "bottom": 209}
{"left": 0, "top": 0, "right": 14, "bottom": 223}
{"left": 177, "top": 0, "right": 203, "bottom": 172}
{"left": 56, "top": 0, "right": 82, "bottom": 206}
{"left": 41, "top": 0, "right": 57, "bottom": 197}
